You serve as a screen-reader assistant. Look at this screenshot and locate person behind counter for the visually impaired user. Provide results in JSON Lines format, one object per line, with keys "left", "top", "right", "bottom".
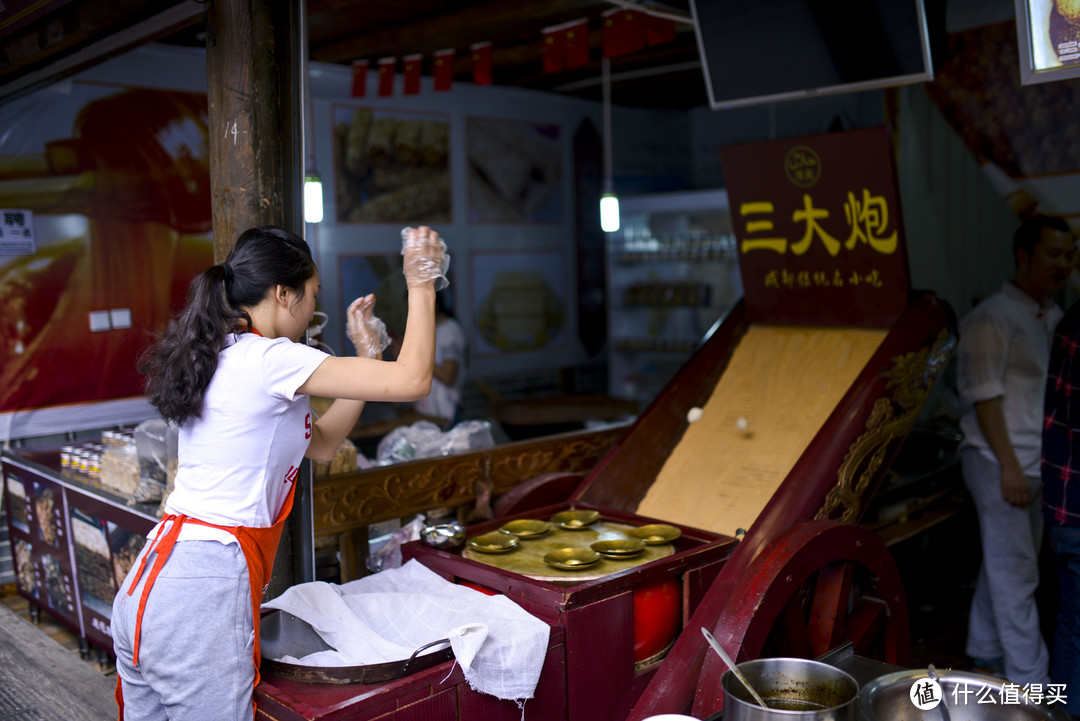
{"left": 110, "top": 225, "right": 449, "bottom": 720}
{"left": 413, "top": 290, "right": 466, "bottom": 427}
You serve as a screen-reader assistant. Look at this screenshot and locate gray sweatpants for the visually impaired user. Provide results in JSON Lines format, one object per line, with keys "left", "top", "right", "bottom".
{"left": 961, "top": 447, "right": 1050, "bottom": 685}
{"left": 112, "top": 539, "right": 255, "bottom": 721}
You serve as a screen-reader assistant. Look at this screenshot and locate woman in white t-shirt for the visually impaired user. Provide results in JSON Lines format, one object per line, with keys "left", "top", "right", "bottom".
{"left": 111, "top": 225, "right": 448, "bottom": 721}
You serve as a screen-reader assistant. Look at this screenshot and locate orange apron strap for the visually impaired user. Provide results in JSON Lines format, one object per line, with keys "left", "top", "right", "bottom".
{"left": 114, "top": 676, "right": 124, "bottom": 721}
{"left": 235, "top": 482, "right": 296, "bottom": 704}
{"left": 125, "top": 517, "right": 173, "bottom": 598}
{"left": 130, "top": 515, "right": 186, "bottom": 667}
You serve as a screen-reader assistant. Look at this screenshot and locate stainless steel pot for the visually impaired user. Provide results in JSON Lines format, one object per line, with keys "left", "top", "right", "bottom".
{"left": 721, "top": 658, "right": 859, "bottom": 720}
{"left": 856, "top": 668, "right": 1073, "bottom": 720}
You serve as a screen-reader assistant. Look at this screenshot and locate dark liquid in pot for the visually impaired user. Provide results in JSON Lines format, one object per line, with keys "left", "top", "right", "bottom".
{"left": 765, "top": 698, "right": 831, "bottom": 711}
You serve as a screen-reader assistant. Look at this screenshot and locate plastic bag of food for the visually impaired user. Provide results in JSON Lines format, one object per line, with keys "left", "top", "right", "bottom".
{"left": 129, "top": 419, "right": 178, "bottom": 506}
{"left": 375, "top": 420, "right": 495, "bottom": 465}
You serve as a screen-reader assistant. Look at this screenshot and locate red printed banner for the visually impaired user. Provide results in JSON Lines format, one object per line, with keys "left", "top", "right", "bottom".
{"left": 350, "top": 59, "right": 369, "bottom": 97}
{"left": 403, "top": 54, "right": 422, "bottom": 95}
{"left": 644, "top": 14, "right": 676, "bottom": 47}
{"left": 433, "top": 48, "right": 455, "bottom": 91}
{"left": 720, "top": 127, "right": 911, "bottom": 327}
{"left": 471, "top": 42, "right": 493, "bottom": 85}
{"left": 543, "top": 18, "right": 590, "bottom": 73}
{"left": 377, "top": 57, "right": 396, "bottom": 97}
{"left": 602, "top": 8, "right": 646, "bottom": 58}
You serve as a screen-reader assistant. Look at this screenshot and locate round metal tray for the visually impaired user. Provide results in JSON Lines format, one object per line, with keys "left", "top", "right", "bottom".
{"left": 259, "top": 610, "right": 454, "bottom": 685}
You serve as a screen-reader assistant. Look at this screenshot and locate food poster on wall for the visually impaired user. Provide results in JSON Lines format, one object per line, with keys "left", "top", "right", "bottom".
{"left": 5, "top": 471, "right": 30, "bottom": 534}
{"left": 4, "top": 469, "right": 79, "bottom": 627}
{"left": 924, "top": 21, "right": 1080, "bottom": 225}
{"left": 720, "top": 126, "right": 911, "bottom": 327}
{"left": 66, "top": 487, "right": 155, "bottom": 648}
{"left": 1022, "top": 0, "right": 1080, "bottom": 72}
{"left": 70, "top": 509, "right": 116, "bottom": 630}
{"left": 466, "top": 117, "right": 563, "bottom": 223}
{"left": 469, "top": 249, "right": 567, "bottom": 356}
{"left": 332, "top": 105, "right": 451, "bottom": 223}
{"left": 6, "top": 472, "right": 38, "bottom": 600}
{"left": 0, "top": 82, "right": 214, "bottom": 418}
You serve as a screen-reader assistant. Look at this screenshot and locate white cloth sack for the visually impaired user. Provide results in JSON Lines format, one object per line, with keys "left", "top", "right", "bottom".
{"left": 262, "top": 559, "right": 550, "bottom": 701}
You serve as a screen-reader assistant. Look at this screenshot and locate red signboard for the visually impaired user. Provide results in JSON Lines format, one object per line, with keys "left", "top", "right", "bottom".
{"left": 721, "top": 127, "right": 911, "bottom": 327}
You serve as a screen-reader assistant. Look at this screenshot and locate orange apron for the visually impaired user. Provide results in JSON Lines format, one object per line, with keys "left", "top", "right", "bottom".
{"left": 115, "top": 482, "right": 296, "bottom": 720}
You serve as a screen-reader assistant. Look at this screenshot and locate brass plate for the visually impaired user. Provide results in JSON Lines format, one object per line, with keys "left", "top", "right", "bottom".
{"left": 499, "top": 519, "right": 552, "bottom": 538}
{"left": 551, "top": 509, "right": 600, "bottom": 530}
{"left": 461, "top": 520, "right": 676, "bottom": 582}
{"left": 590, "top": 538, "right": 646, "bottom": 558}
{"left": 628, "top": 523, "right": 681, "bottom": 545}
{"left": 467, "top": 531, "right": 520, "bottom": 554}
{"left": 544, "top": 547, "right": 601, "bottom": 570}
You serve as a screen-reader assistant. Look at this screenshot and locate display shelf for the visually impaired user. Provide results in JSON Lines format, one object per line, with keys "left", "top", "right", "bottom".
{"left": 2, "top": 446, "right": 158, "bottom": 653}
{"left": 607, "top": 189, "right": 741, "bottom": 406}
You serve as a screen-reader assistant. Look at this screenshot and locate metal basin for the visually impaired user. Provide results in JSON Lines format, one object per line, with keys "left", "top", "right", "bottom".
{"left": 721, "top": 657, "right": 859, "bottom": 720}
{"left": 856, "top": 669, "right": 1072, "bottom": 720}
{"left": 259, "top": 610, "right": 453, "bottom": 685}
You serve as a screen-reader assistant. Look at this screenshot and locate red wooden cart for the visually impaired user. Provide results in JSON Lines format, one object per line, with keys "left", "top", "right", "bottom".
{"left": 254, "top": 128, "right": 956, "bottom": 721}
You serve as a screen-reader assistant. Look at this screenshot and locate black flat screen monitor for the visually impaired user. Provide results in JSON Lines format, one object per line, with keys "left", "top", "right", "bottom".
{"left": 690, "top": 0, "right": 934, "bottom": 110}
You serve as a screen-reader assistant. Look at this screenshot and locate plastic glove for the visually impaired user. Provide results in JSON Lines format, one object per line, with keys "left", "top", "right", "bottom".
{"left": 401, "top": 225, "right": 450, "bottom": 290}
{"left": 345, "top": 293, "right": 391, "bottom": 359}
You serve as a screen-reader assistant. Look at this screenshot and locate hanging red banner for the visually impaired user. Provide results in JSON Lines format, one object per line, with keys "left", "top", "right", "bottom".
{"left": 602, "top": 8, "right": 646, "bottom": 58}
{"left": 403, "top": 54, "right": 422, "bottom": 95}
{"left": 377, "top": 57, "right": 396, "bottom": 97}
{"left": 644, "top": 14, "right": 676, "bottom": 47}
{"left": 433, "top": 48, "right": 455, "bottom": 91}
{"left": 542, "top": 18, "right": 590, "bottom": 73}
{"left": 350, "top": 59, "right": 369, "bottom": 97}
{"left": 471, "top": 42, "right": 493, "bottom": 85}
{"left": 542, "top": 26, "right": 566, "bottom": 73}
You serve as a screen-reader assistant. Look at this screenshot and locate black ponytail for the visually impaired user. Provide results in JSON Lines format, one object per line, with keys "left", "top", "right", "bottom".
{"left": 138, "top": 226, "right": 315, "bottom": 425}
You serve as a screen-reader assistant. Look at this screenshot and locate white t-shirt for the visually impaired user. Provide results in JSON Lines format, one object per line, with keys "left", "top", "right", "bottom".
{"left": 415, "top": 317, "right": 466, "bottom": 421}
{"left": 159, "top": 333, "right": 328, "bottom": 544}
{"left": 956, "top": 281, "right": 1062, "bottom": 476}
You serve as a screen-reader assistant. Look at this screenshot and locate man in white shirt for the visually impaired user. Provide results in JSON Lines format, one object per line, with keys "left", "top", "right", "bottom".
{"left": 956, "top": 214, "right": 1075, "bottom": 685}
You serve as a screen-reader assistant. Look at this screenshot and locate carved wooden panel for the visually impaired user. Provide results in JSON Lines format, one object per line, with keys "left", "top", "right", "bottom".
{"left": 313, "top": 426, "right": 626, "bottom": 533}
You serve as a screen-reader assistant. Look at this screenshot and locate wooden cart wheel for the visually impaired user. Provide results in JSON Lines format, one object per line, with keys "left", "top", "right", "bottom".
{"left": 692, "top": 520, "right": 909, "bottom": 718}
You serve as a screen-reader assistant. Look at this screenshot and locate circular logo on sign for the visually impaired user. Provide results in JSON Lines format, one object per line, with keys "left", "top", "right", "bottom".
{"left": 784, "top": 145, "right": 821, "bottom": 188}
{"left": 909, "top": 678, "right": 943, "bottom": 710}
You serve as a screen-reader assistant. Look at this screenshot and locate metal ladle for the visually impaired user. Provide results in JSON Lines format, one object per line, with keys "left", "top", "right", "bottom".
{"left": 701, "top": 627, "right": 769, "bottom": 708}
{"left": 927, "top": 664, "right": 951, "bottom": 721}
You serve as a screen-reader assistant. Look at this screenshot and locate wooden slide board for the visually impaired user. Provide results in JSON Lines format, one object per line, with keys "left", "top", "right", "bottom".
{"left": 636, "top": 325, "right": 887, "bottom": 537}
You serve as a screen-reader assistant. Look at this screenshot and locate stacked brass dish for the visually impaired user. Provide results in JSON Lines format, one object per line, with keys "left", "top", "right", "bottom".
{"left": 544, "top": 547, "right": 601, "bottom": 570}
{"left": 590, "top": 538, "right": 646, "bottom": 558}
{"left": 466, "top": 531, "right": 519, "bottom": 553}
{"left": 551, "top": 509, "right": 600, "bottom": 530}
{"left": 499, "top": 519, "right": 551, "bottom": 538}
{"left": 628, "top": 523, "right": 681, "bottom": 545}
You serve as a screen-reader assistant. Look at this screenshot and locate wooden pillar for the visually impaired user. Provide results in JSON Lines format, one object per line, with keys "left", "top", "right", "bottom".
{"left": 204, "top": 0, "right": 311, "bottom": 598}
{"left": 205, "top": 0, "right": 304, "bottom": 261}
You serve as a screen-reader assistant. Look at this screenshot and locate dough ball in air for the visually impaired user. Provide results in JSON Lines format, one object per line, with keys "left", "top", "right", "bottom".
{"left": 686, "top": 407, "right": 703, "bottom": 423}
{"left": 736, "top": 417, "right": 748, "bottom": 431}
